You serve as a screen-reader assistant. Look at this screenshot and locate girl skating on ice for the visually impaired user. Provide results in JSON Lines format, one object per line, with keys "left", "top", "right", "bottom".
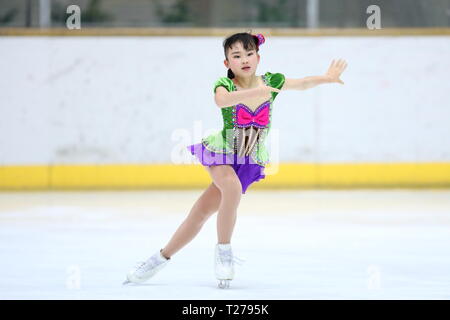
{"left": 123, "top": 32, "right": 347, "bottom": 288}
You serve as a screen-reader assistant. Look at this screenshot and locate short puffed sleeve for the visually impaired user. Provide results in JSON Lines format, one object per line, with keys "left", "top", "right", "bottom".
{"left": 213, "top": 77, "right": 235, "bottom": 93}
{"left": 264, "top": 71, "right": 285, "bottom": 100}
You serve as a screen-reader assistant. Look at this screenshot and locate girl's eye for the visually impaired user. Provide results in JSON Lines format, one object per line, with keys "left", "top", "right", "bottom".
{"left": 234, "top": 53, "right": 253, "bottom": 58}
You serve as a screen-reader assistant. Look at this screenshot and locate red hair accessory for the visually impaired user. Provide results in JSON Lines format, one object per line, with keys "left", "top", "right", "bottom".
{"left": 254, "top": 33, "right": 265, "bottom": 46}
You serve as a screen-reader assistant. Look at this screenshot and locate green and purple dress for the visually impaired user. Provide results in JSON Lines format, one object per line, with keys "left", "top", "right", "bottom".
{"left": 187, "top": 71, "right": 285, "bottom": 193}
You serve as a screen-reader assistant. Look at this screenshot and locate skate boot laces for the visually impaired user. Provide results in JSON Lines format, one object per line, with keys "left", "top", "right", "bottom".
{"left": 134, "top": 254, "right": 164, "bottom": 273}
{"left": 219, "top": 248, "right": 246, "bottom": 266}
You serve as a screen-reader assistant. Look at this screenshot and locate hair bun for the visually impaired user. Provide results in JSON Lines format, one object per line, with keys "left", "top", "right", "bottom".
{"left": 255, "top": 33, "right": 265, "bottom": 46}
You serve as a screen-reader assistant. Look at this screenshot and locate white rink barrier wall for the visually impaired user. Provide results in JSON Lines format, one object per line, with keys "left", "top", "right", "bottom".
{"left": 0, "top": 32, "right": 449, "bottom": 189}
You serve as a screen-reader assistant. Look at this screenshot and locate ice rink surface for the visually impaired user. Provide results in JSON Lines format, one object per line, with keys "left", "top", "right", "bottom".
{"left": 1, "top": 189, "right": 449, "bottom": 300}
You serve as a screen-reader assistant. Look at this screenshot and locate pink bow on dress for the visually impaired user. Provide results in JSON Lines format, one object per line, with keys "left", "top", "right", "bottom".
{"left": 236, "top": 104, "right": 270, "bottom": 128}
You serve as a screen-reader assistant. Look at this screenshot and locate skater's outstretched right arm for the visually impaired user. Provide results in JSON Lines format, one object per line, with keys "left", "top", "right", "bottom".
{"left": 214, "top": 85, "right": 280, "bottom": 109}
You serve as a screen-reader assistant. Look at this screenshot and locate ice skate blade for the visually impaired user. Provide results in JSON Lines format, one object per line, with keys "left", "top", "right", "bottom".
{"left": 122, "top": 279, "right": 132, "bottom": 285}
{"left": 218, "top": 280, "right": 230, "bottom": 289}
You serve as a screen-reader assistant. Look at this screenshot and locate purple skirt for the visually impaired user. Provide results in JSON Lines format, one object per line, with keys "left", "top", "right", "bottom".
{"left": 186, "top": 143, "right": 265, "bottom": 194}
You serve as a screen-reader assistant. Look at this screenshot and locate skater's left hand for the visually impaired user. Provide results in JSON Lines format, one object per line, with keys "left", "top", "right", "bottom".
{"left": 324, "top": 59, "right": 347, "bottom": 84}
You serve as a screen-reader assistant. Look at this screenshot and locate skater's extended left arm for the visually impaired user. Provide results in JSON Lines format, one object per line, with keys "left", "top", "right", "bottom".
{"left": 281, "top": 58, "right": 348, "bottom": 91}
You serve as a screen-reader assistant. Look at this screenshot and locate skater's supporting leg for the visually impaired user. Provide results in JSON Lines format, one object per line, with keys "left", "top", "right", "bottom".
{"left": 206, "top": 165, "right": 242, "bottom": 244}
{"left": 161, "top": 182, "right": 221, "bottom": 258}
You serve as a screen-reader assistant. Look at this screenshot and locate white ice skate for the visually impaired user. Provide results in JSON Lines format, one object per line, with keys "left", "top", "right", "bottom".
{"left": 214, "top": 243, "right": 245, "bottom": 289}
{"left": 123, "top": 249, "right": 170, "bottom": 285}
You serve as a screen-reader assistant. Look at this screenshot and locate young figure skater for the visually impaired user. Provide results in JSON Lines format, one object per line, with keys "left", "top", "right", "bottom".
{"left": 123, "top": 32, "right": 347, "bottom": 288}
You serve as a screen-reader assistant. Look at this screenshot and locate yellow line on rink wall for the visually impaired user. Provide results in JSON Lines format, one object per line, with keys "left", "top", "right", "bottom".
{"left": 0, "top": 163, "right": 449, "bottom": 190}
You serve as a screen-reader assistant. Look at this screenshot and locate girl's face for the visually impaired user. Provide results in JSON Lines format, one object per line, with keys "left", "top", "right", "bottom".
{"left": 224, "top": 41, "right": 260, "bottom": 77}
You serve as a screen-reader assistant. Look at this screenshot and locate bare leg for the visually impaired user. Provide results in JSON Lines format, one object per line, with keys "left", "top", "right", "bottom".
{"left": 206, "top": 165, "right": 242, "bottom": 244}
{"left": 161, "top": 182, "right": 221, "bottom": 259}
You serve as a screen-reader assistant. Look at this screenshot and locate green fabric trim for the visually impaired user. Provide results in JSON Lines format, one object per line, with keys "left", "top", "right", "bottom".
{"left": 264, "top": 71, "right": 286, "bottom": 101}
{"left": 213, "top": 77, "right": 234, "bottom": 94}
{"left": 252, "top": 72, "right": 285, "bottom": 165}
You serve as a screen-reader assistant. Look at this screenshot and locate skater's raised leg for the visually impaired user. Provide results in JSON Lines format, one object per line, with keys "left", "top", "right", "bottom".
{"left": 124, "top": 182, "right": 222, "bottom": 285}
{"left": 161, "top": 182, "right": 222, "bottom": 258}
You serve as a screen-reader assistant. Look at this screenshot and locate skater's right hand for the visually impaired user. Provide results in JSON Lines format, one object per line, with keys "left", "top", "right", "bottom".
{"left": 259, "top": 84, "right": 281, "bottom": 95}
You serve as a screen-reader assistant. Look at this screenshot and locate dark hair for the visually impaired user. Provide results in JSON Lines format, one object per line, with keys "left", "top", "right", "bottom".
{"left": 223, "top": 31, "right": 260, "bottom": 79}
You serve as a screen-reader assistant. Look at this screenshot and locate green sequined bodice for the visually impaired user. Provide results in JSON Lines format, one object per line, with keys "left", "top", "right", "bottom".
{"left": 201, "top": 71, "right": 285, "bottom": 167}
